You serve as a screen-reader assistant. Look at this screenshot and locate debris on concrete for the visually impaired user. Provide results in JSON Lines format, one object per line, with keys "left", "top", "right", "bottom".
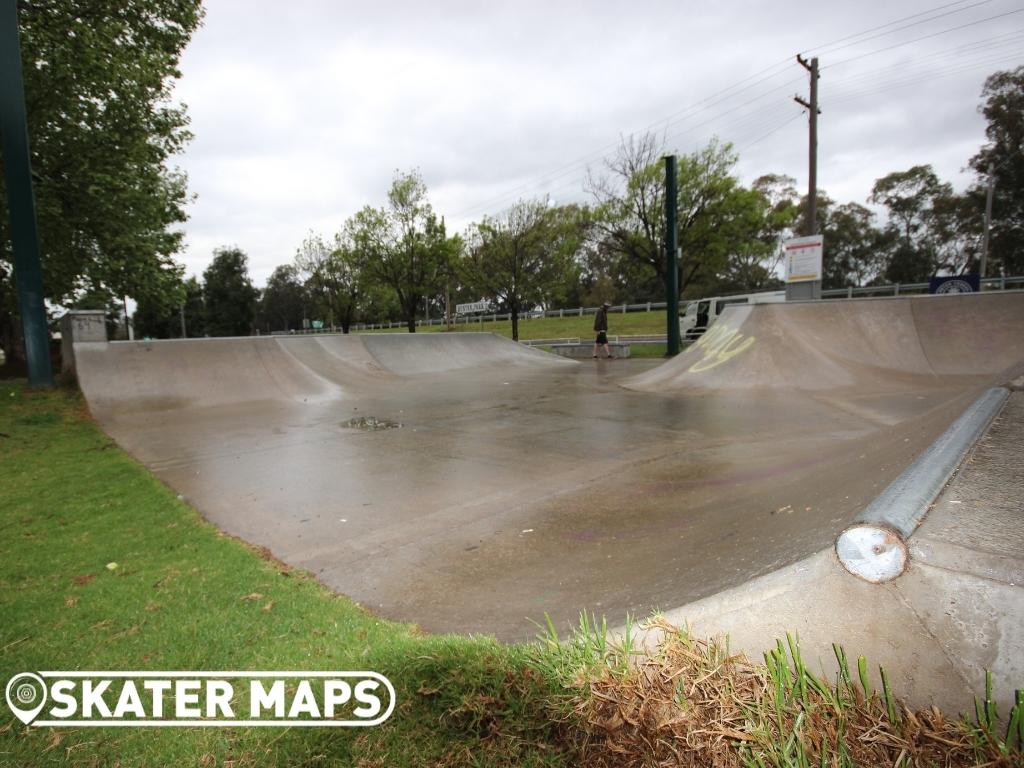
{"left": 342, "top": 416, "right": 401, "bottom": 431}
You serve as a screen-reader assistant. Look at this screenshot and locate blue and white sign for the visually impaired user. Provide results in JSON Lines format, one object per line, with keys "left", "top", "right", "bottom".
{"left": 929, "top": 276, "right": 979, "bottom": 294}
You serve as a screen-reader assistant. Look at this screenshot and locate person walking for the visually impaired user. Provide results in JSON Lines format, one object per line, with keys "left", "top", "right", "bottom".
{"left": 592, "top": 301, "right": 613, "bottom": 359}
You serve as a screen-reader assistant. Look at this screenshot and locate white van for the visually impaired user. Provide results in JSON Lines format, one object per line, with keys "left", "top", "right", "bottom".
{"left": 679, "top": 290, "right": 786, "bottom": 339}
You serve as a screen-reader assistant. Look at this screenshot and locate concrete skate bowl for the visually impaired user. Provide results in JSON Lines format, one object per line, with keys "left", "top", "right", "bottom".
{"left": 73, "top": 294, "right": 1024, "bottom": 640}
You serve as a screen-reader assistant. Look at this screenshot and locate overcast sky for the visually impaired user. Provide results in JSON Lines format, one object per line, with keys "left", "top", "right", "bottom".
{"left": 171, "top": 0, "right": 1024, "bottom": 286}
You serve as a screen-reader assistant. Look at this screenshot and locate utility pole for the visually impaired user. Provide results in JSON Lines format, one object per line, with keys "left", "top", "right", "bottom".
{"left": 794, "top": 55, "right": 820, "bottom": 236}
{"left": 980, "top": 163, "right": 994, "bottom": 280}
{"left": 664, "top": 155, "right": 680, "bottom": 356}
{"left": 179, "top": 304, "right": 187, "bottom": 338}
{"left": 789, "top": 54, "right": 822, "bottom": 301}
{"left": 0, "top": 0, "right": 53, "bottom": 387}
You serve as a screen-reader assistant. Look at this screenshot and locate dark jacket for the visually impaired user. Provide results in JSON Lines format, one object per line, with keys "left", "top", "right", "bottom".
{"left": 594, "top": 307, "right": 608, "bottom": 332}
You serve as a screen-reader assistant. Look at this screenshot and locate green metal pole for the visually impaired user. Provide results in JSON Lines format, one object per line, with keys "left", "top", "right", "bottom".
{"left": 664, "top": 155, "right": 680, "bottom": 356}
{"left": 0, "top": 0, "right": 53, "bottom": 387}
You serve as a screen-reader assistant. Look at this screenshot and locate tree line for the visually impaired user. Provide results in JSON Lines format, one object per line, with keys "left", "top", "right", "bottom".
{"left": 1, "top": 0, "right": 1021, "bottom": 354}
{"left": 144, "top": 61, "right": 1021, "bottom": 343}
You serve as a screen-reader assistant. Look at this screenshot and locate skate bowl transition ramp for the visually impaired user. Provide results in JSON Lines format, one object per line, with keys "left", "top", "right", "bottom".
{"left": 73, "top": 293, "right": 1024, "bottom": 651}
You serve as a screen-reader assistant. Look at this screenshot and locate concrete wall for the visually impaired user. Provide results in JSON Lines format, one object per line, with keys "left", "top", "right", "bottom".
{"left": 60, "top": 310, "right": 107, "bottom": 376}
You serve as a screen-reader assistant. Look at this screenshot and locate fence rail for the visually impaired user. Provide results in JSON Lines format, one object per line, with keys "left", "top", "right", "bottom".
{"left": 276, "top": 276, "right": 1024, "bottom": 335}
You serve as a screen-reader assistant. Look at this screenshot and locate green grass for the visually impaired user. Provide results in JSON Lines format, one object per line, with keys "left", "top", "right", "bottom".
{"left": 626, "top": 343, "right": 669, "bottom": 358}
{"left": 357, "top": 310, "right": 669, "bottom": 341}
{"left": 0, "top": 383, "right": 567, "bottom": 767}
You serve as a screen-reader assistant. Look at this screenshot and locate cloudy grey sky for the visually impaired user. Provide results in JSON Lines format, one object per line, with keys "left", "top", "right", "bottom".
{"left": 171, "top": 0, "right": 1024, "bottom": 285}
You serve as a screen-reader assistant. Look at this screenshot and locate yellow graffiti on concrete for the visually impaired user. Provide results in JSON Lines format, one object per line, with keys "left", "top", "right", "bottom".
{"left": 688, "top": 324, "right": 756, "bottom": 373}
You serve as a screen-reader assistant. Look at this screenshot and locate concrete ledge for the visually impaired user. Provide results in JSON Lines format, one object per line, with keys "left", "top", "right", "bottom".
{"left": 550, "top": 342, "right": 631, "bottom": 359}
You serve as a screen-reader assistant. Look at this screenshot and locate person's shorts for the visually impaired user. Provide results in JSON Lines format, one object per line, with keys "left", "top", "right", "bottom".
{"left": 595, "top": 331, "right": 608, "bottom": 345}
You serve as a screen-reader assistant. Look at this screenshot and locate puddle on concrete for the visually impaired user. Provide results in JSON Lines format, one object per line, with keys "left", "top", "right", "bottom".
{"left": 342, "top": 416, "right": 402, "bottom": 431}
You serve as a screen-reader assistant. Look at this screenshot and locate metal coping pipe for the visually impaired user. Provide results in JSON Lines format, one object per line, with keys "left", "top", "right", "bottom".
{"left": 835, "top": 386, "right": 1009, "bottom": 583}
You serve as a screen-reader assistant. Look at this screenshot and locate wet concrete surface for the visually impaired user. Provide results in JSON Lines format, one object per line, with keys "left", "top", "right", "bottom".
{"left": 71, "top": 295, "right": 1024, "bottom": 640}
{"left": 89, "top": 355, "right": 987, "bottom": 640}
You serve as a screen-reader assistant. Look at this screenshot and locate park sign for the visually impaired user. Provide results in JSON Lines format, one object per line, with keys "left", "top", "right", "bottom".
{"left": 784, "top": 235, "right": 824, "bottom": 283}
{"left": 930, "top": 275, "right": 979, "bottom": 294}
{"left": 456, "top": 300, "right": 492, "bottom": 315}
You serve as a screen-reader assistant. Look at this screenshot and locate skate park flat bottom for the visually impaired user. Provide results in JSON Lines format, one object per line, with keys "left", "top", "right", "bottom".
{"left": 73, "top": 293, "right": 1024, "bottom": 641}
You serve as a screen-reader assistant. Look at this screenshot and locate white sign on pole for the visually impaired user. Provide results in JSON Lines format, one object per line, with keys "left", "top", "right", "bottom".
{"left": 784, "top": 235, "right": 824, "bottom": 283}
{"left": 456, "top": 300, "right": 491, "bottom": 315}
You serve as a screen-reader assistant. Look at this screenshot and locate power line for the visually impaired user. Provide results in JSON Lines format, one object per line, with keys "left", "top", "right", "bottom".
{"left": 800, "top": 0, "right": 982, "bottom": 55}
{"left": 805, "top": 0, "right": 995, "bottom": 57}
{"left": 821, "top": 29, "right": 1024, "bottom": 89}
{"left": 826, "top": 51, "right": 1024, "bottom": 106}
{"left": 737, "top": 111, "right": 805, "bottom": 153}
{"left": 824, "top": 8, "right": 1024, "bottom": 70}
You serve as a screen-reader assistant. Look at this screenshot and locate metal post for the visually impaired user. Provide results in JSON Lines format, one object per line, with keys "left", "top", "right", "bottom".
{"left": 664, "top": 155, "right": 680, "bottom": 356}
{"left": 980, "top": 163, "right": 994, "bottom": 279}
{"left": 0, "top": 0, "right": 53, "bottom": 387}
{"left": 179, "top": 305, "right": 187, "bottom": 338}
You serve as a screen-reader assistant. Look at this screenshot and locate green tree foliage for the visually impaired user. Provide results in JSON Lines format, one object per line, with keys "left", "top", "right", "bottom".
{"left": 587, "top": 134, "right": 792, "bottom": 301}
{"left": 969, "top": 66, "right": 1024, "bottom": 276}
{"left": 586, "top": 133, "right": 666, "bottom": 301}
{"left": 202, "top": 248, "right": 257, "bottom": 337}
{"left": 869, "top": 165, "right": 967, "bottom": 283}
{"left": 462, "top": 200, "right": 583, "bottom": 341}
{"left": 257, "top": 265, "right": 308, "bottom": 333}
{"left": 134, "top": 284, "right": 184, "bottom": 339}
{"left": 294, "top": 227, "right": 367, "bottom": 334}
{"left": 0, "top": 0, "right": 203, "bottom": 358}
{"left": 717, "top": 174, "right": 798, "bottom": 292}
{"left": 180, "top": 276, "right": 206, "bottom": 338}
{"left": 815, "top": 197, "right": 887, "bottom": 289}
{"left": 359, "top": 170, "right": 450, "bottom": 332}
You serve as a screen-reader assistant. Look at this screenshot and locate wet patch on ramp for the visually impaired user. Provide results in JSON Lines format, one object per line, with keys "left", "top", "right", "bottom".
{"left": 342, "top": 415, "right": 402, "bottom": 431}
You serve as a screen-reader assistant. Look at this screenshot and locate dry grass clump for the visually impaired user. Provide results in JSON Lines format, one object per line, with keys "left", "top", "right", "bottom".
{"left": 533, "top": 615, "right": 1023, "bottom": 768}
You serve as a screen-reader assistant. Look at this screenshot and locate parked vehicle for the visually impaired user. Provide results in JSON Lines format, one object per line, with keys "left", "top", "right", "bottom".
{"left": 679, "top": 290, "right": 786, "bottom": 339}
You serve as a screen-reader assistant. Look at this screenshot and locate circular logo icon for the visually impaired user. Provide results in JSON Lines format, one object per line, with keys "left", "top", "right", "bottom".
{"left": 935, "top": 279, "right": 974, "bottom": 294}
{"left": 5, "top": 673, "right": 48, "bottom": 725}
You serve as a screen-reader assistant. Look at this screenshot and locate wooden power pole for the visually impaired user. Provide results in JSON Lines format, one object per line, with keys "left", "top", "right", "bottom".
{"left": 794, "top": 55, "right": 820, "bottom": 236}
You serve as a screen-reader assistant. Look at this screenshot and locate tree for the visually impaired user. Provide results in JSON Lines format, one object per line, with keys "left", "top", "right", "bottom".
{"left": 258, "top": 265, "right": 308, "bottom": 333}
{"left": 203, "top": 248, "right": 257, "bottom": 337}
{"left": 462, "top": 200, "right": 583, "bottom": 341}
{"left": 294, "top": 228, "right": 366, "bottom": 334}
{"left": 717, "top": 174, "right": 798, "bottom": 292}
{"left": 869, "top": 165, "right": 961, "bottom": 283}
{"left": 0, "top": 0, "right": 203, "bottom": 360}
{"left": 818, "top": 198, "right": 887, "bottom": 289}
{"left": 134, "top": 279, "right": 186, "bottom": 339}
{"left": 588, "top": 134, "right": 787, "bottom": 300}
{"left": 968, "top": 66, "right": 1024, "bottom": 276}
{"left": 586, "top": 133, "right": 666, "bottom": 301}
{"left": 180, "top": 276, "right": 206, "bottom": 338}
{"left": 362, "top": 170, "right": 448, "bottom": 332}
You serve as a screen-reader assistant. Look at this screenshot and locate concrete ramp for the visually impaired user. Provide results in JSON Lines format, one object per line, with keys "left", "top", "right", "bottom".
{"left": 75, "top": 332, "right": 571, "bottom": 416}
{"left": 626, "top": 292, "right": 1024, "bottom": 393}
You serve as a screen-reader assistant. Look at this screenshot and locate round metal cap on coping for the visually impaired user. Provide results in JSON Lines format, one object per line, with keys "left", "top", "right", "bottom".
{"left": 835, "top": 523, "right": 908, "bottom": 583}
